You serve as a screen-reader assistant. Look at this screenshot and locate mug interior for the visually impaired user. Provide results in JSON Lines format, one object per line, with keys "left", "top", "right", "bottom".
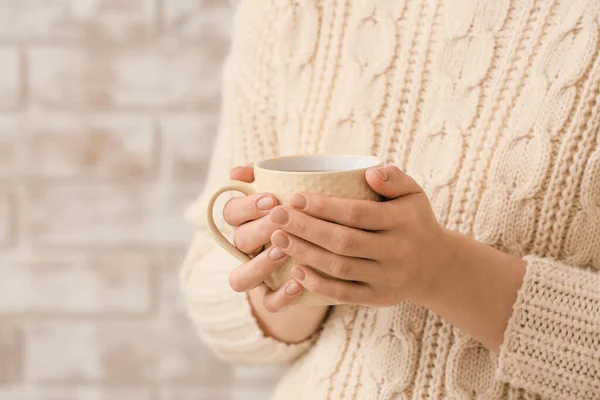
{"left": 258, "top": 155, "right": 380, "bottom": 173}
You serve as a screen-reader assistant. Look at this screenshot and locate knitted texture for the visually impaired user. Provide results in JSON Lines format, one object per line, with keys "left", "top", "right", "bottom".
{"left": 181, "top": 1, "right": 600, "bottom": 399}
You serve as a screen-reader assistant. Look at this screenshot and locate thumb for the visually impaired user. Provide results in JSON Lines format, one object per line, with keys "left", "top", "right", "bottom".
{"left": 230, "top": 164, "right": 255, "bottom": 183}
{"left": 365, "top": 165, "right": 422, "bottom": 199}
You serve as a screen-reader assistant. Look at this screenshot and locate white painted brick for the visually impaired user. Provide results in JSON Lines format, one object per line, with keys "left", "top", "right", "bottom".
{"left": 0, "top": 387, "right": 152, "bottom": 400}
{"left": 0, "top": 47, "right": 20, "bottom": 109}
{"left": 0, "top": 0, "right": 156, "bottom": 40}
{"left": 22, "top": 184, "right": 196, "bottom": 247}
{"left": 163, "top": 0, "right": 232, "bottom": 40}
{"left": 0, "top": 116, "right": 18, "bottom": 176}
{"left": 160, "top": 387, "right": 232, "bottom": 400}
{"left": 0, "top": 0, "right": 235, "bottom": 395}
{"left": 158, "top": 251, "right": 188, "bottom": 318}
{"left": 0, "top": 252, "right": 153, "bottom": 314}
{"left": 160, "top": 114, "right": 217, "bottom": 181}
{"left": 232, "top": 386, "right": 277, "bottom": 400}
{"left": 29, "top": 44, "right": 223, "bottom": 109}
{"left": 159, "top": 386, "right": 273, "bottom": 400}
{"left": 234, "top": 365, "right": 284, "bottom": 386}
{"left": 0, "top": 190, "right": 13, "bottom": 246}
{"left": 21, "top": 113, "right": 154, "bottom": 179}
{"left": 24, "top": 319, "right": 232, "bottom": 384}
{"left": 0, "top": 323, "right": 21, "bottom": 383}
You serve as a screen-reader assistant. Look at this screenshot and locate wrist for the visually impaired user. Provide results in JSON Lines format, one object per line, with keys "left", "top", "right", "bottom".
{"left": 411, "top": 229, "right": 527, "bottom": 351}
{"left": 412, "top": 228, "right": 462, "bottom": 305}
{"left": 248, "top": 286, "right": 329, "bottom": 344}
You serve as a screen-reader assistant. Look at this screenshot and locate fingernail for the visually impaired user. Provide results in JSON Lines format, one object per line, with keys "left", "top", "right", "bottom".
{"left": 289, "top": 194, "right": 307, "bottom": 210}
{"left": 268, "top": 247, "right": 285, "bottom": 261}
{"left": 374, "top": 167, "right": 389, "bottom": 181}
{"left": 270, "top": 207, "right": 290, "bottom": 224}
{"left": 285, "top": 281, "right": 301, "bottom": 295}
{"left": 257, "top": 195, "right": 274, "bottom": 210}
{"left": 271, "top": 231, "right": 290, "bottom": 249}
{"left": 292, "top": 266, "right": 306, "bottom": 282}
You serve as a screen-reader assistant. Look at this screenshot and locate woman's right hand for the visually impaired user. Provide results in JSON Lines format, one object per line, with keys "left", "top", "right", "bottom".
{"left": 223, "top": 165, "right": 305, "bottom": 312}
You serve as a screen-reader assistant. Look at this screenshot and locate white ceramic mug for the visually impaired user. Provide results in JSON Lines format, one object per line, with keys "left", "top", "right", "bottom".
{"left": 206, "top": 154, "right": 382, "bottom": 305}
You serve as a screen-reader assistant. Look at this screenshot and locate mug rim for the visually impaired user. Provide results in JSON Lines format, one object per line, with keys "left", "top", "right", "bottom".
{"left": 255, "top": 154, "right": 382, "bottom": 174}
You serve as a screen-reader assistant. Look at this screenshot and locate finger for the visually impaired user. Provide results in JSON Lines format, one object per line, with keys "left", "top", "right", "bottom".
{"left": 230, "top": 165, "right": 255, "bottom": 183}
{"left": 262, "top": 280, "right": 304, "bottom": 313}
{"left": 270, "top": 206, "right": 378, "bottom": 259}
{"left": 228, "top": 246, "right": 289, "bottom": 292}
{"left": 234, "top": 216, "right": 278, "bottom": 254}
{"left": 223, "top": 193, "right": 278, "bottom": 226}
{"left": 365, "top": 165, "right": 422, "bottom": 199}
{"left": 291, "top": 265, "right": 373, "bottom": 305}
{"left": 271, "top": 230, "right": 377, "bottom": 282}
{"left": 288, "top": 192, "right": 397, "bottom": 230}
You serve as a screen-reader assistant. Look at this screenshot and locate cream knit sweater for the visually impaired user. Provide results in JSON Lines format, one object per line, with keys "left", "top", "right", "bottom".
{"left": 181, "top": 1, "right": 600, "bottom": 399}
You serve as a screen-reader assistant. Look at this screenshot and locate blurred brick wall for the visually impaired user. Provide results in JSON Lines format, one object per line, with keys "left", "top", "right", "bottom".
{"left": 0, "top": 1, "right": 279, "bottom": 399}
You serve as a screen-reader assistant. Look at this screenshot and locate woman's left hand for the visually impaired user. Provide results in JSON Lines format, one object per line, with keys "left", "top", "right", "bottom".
{"left": 268, "top": 165, "right": 458, "bottom": 306}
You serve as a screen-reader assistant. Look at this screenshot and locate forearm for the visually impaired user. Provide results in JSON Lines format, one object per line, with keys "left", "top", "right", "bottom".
{"left": 249, "top": 288, "right": 329, "bottom": 344}
{"left": 415, "top": 230, "right": 527, "bottom": 353}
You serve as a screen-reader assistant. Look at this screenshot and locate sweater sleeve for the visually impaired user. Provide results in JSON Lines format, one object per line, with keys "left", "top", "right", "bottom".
{"left": 497, "top": 256, "right": 600, "bottom": 399}
{"left": 179, "top": 2, "right": 316, "bottom": 365}
{"left": 180, "top": 232, "right": 316, "bottom": 364}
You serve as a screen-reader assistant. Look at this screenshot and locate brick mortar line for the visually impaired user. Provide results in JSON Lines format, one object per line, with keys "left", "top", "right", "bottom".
{"left": 4, "top": 382, "right": 230, "bottom": 389}
{"left": 0, "top": 106, "right": 221, "bottom": 113}
{"left": 0, "top": 38, "right": 223, "bottom": 47}
{"left": 0, "top": 176, "right": 187, "bottom": 185}
{"left": 5, "top": 187, "right": 16, "bottom": 249}
{"left": 0, "top": 312, "right": 160, "bottom": 321}
{"left": 0, "top": 245, "right": 190, "bottom": 253}
{"left": 150, "top": 115, "right": 163, "bottom": 181}
{"left": 0, "top": 245, "right": 187, "bottom": 253}
{"left": 0, "top": 178, "right": 202, "bottom": 186}
{"left": 19, "top": 381, "right": 219, "bottom": 388}
{"left": 0, "top": 110, "right": 220, "bottom": 117}
{"left": 17, "top": 44, "right": 27, "bottom": 109}
{"left": 155, "top": 0, "right": 165, "bottom": 36}
{"left": 148, "top": 250, "right": 161, "bottom": 316}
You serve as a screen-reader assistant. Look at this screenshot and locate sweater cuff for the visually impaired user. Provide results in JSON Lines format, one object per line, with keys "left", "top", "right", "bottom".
{"left": 181, "top": 241, "right": 316, "bottom": 364}
{"left": 497, "top": 256, "right": 600, "bottom": 399}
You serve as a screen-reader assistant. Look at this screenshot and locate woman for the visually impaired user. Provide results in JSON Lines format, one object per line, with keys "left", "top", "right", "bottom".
{"left": 181, "top": 1, "right": 600, "bottom": 399}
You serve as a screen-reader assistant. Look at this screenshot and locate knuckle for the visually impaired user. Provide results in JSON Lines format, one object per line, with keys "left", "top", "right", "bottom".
{"left": 263, "top": 297, "right": 280, "bottom": 313}
{"left": 330, "top": 258, "right": 351, "bottom": 280}
{"left": 392, "top": 208, "right": 404, "bottom": 226}
{"left": 334, "top": 232, "right": 355, "bottom": 253}
{"left": 286, "top": 240, "right": 301, "bottom": 258}
{"left": 222, "top": 199, "right": 236, "bottom": 224}
{"left": 333, "top": 285, "right": 346, "bottom": 302}
{"left": 310, "top": 196, "right": 325, "bottom": 214}
{"left": 395, "top": 207, "right": 417, "bottom": 227}
{"left": 234, "top": 232, "right": 250, "bottom": 253}
{"left": 228, "top": 272, "right": 243, "bottom": 292}
{"left": 245, "top": 196, "right": 258, "bottom": 213}
{"left": 403, "top": 211, "right": 417, "bottom": 227}
{"left": 295, "top": 219, "right": 308, "bottom": 235}
{"left": 344, "top": 203, "right": 364, "bottom": 224}
{"left": 262, "top": 217, "right": 278, "bottom": 236}
{"left": 305, "top": 278, "right": 320, "bottom": 294}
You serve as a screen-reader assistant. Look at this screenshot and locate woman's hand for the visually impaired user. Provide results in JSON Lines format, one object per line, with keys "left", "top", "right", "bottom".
{"left": 268, "top": 164, "right": 527, "bottom": 351}
{"left": 268, "top": 165, "right": 457, "bottom": 306}
{"left": 223, "top": 165, "right": 306, "bottom": 312}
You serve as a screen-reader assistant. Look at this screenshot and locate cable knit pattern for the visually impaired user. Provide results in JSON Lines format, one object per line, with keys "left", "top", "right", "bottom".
{"left": 181, "top": 1, "right": 600, "bottom": 399}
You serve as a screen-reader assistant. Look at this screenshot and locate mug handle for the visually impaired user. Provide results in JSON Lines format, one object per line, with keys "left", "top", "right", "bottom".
{"left": 205, "top": 180, "right": 254, "bottom": 263}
